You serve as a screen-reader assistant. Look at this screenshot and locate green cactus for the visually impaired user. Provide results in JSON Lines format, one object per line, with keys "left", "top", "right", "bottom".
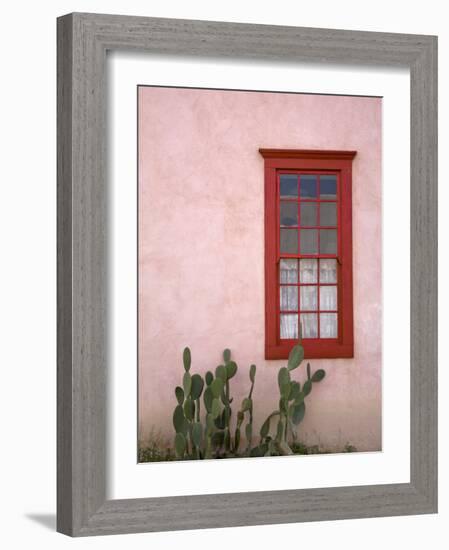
{"left": 289, "top": 381, "right": 301, "bottom": 401}
{"left": 291, "top": 401, "right": 305, "bottom": 425}
{"left": 312, "top": 369, "right": 326, "bottom": 382}
{"left": 183, "top": 398, "right": 195, "bottom": 421}
{"left": 303, "top": 379, "right": 312, "bottom": 396}
{"left": 215, "top": 364, "right": 226, "bottom": 380}
{"left": 191, "top": 374, "right": 204, "bottom": 400}
{"left": 243, "top": 364, "right": 256, "bottom": 455}
{"left": 203, "top": 386, "right": 213, "bottom": 413}
{"left": 175, "top": 386, "right": 184, "bottom": 405}
{"left": 183, "top": 371, "right": 192, "bottom": 397}
{"left": 225, "top": 361, "right": 237, "bottom": 379}
{"left": 175, "top": 432, "right": 186, "bottom": 458}
{"left": 257, "top": 338, "right": 326, "bottom": 455}
{"left": 211, "top": 397, "right": 221, "bottom": 419}
{"left": 190, "top": 373, "right": 204, "bottom": 422}
{"left": 234, "top": 427, "right": 241, "bottom": 450}
{"left": 250, "top": 364, "right": 256, "bottom": 383}
{"left": 183, "top": 347, "right": 191, "bottom": 371}
{"left": 173, "top": 342, "right": 325, "bottom": 460}
{"left": 173, "top": 405, "right": 187, "bottom": 435}
{"left": 287, "top": 343, "right": 304, "bottom": 371}
{"left": 210, "top": 378, "right": 224, "bottom": 399}
{"left": 192, "top": 422, "right": 203, "bottom": 448}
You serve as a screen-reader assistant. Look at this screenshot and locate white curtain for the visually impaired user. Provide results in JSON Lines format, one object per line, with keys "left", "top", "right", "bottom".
{"left": 300, "top": 286, "right": 317, "bottom": 311}
{"left": 320, "top": 313, "right": 337, "bottom": 338}
{"left": 280, "top": 314, "right": 298, "bottom": 339}
{"left": 299, "top": 259, "right": 317, "bottom": 283}
{"left": 319, "top": 286, "right": 337, "bottom": 310}
{"left": 319, "top": 259, "right": 337, "bottom": 283}
{"left": 300, "top": 313, "right": 318, "bottom": 338}
{"left": 280, "top": 286, "right": 298, "bottom": 311}
{"left": 280, "top": 259, "right": 298, "bottom": 283}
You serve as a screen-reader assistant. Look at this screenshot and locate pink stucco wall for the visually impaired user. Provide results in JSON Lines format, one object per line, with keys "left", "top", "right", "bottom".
{"left": 138, "top": 86, "right": 382, "bottom": 453}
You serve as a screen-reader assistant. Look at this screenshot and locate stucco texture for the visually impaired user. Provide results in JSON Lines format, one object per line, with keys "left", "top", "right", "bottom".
{"left": 138, "top": 86, "right": 382, "bottom": 453}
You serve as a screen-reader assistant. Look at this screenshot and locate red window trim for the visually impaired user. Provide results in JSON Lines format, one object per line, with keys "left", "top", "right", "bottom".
{"left": 260, "top": 149, "right": 356, "bottom": 360}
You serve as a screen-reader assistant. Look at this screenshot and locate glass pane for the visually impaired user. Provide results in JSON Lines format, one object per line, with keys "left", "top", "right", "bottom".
{"left": 300, "top": 313, "right": 318, "bottom": 338}
{"left": 280, "top": 229, "right": 298, "bottom": 254}
{"left": 320, "top": 286, "right": 337, "bottom": 310}
{"left": 280, "top": 286, "right": 298, "bottom": 311}
{"left": 300, "top": 203, "right": 317, "bottom": 226}
{"left": 320, "top": 313, "right": 338, "bottom": 338}
{"left": 300, "top": 286, "right": 317, "bottom": 311}
{"left": 320, "top": 229, "right": 337, "bottom": 254}
{"left": 280, "top": 201, "right": 298, "bottom": 226}
{"left": 300, "top": 175, "right": 317, "bottom": 198}
{"left": 319, "top": 259, "right": 337, "bottom": 283}
{"left": 319, "top": 203, "right": 337, "bottom": 227}
{"left": 280, "top": 174, "right": 298, "bottom": 198}
{"left": 300, "top": 229, "right": 318, "bottom": 254}
{"left": 299, "top": 259, "right": 317, "bottom": 283}
{"left": 280, "top": 314, "right": 298, "bottom": 339}
{"left": 280, "top": 259, "right": 298, "bottom": 283}
{"left": 320, "top": 175, "right": 337, "bottom": 199}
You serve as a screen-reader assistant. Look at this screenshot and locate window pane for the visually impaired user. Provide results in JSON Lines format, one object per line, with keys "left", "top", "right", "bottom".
{"left": 280, "top": 314, "right": 298, "bottom": 339}
{"left": 300, "top": 175, "right": 317, "bottom": 198}
{"left": 280, "top": 201, "right": 298, "bottom": 226}
{"left": 320, "top": 175, "right": 337, "bottom": 199}
{"left": 280, "top": 229, "right": 298, "bottom": 254}
{"left": 300, "top": 229, "right": 318, "bottom": 254}
{"left": 280, "top": 174, "right": 298, "bottom": 198}
{"left": 300, "top": 286, "right": 317, "bottom": 311}
{"left": 320, "top": 286, "right": 337, "bottom": 310}
{"left": 280, "top": 286, "right": 298, "bottom": 311}
{"left": 319, "top": 259, "right": 337, "bottom": 283}
{"left": 320, "top": 313, "right": 338, "bottom": 338}
{"left": 319, "top": 202, "right": 337, "bottom": 227}
{"left": 320, "top": 229, "right": 337, "bottom": 254}
{"left": 300, "top": 203, "right": 317, "bottom": 226}
{"left": 300, "top": 313, "right": 318, "bottom": 338}
{"left": 299, "top": 259, "right": 317, "bottom": 283}
{"left": 280, "top": 259, "right": 298, "bottom": 283}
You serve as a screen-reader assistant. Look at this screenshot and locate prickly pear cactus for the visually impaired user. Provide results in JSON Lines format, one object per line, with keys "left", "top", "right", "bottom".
{"left": 256, "top": 339, "right": 326, "bottom": 456}
{"left": 172, "top": 341, "right": 326, "bottom": 460}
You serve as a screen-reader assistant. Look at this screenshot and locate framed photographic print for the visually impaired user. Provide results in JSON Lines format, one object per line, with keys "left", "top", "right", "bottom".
{"left": 57, "top": 12, "right": 437, "bottom": 536}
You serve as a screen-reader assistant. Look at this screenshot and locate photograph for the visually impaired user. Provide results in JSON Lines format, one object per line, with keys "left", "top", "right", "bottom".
{"left": 137, "top": 85, "right": 382, "bottom": 462}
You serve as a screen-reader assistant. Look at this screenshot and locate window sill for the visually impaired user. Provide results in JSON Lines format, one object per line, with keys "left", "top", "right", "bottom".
{"left": 266, "top": 340, "right": 354, "bottom": 360}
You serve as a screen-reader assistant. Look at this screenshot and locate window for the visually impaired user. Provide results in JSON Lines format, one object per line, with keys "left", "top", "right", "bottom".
{"left": 260, "top": 149, "right": 356, "bottom": 359}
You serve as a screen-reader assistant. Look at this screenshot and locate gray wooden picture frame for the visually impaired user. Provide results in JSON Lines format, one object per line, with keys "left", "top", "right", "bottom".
{"left": 57, "top": 12, "right": 438, "bottom": 537}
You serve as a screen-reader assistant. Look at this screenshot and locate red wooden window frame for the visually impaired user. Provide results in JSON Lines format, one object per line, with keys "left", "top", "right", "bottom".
{"left": 260, "top": 149, "right": 356, "bottom": 360}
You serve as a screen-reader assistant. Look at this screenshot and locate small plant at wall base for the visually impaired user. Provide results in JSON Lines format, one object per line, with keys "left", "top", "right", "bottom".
{"left": 172, "top": 338, "right": 326, "bottom": 460}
